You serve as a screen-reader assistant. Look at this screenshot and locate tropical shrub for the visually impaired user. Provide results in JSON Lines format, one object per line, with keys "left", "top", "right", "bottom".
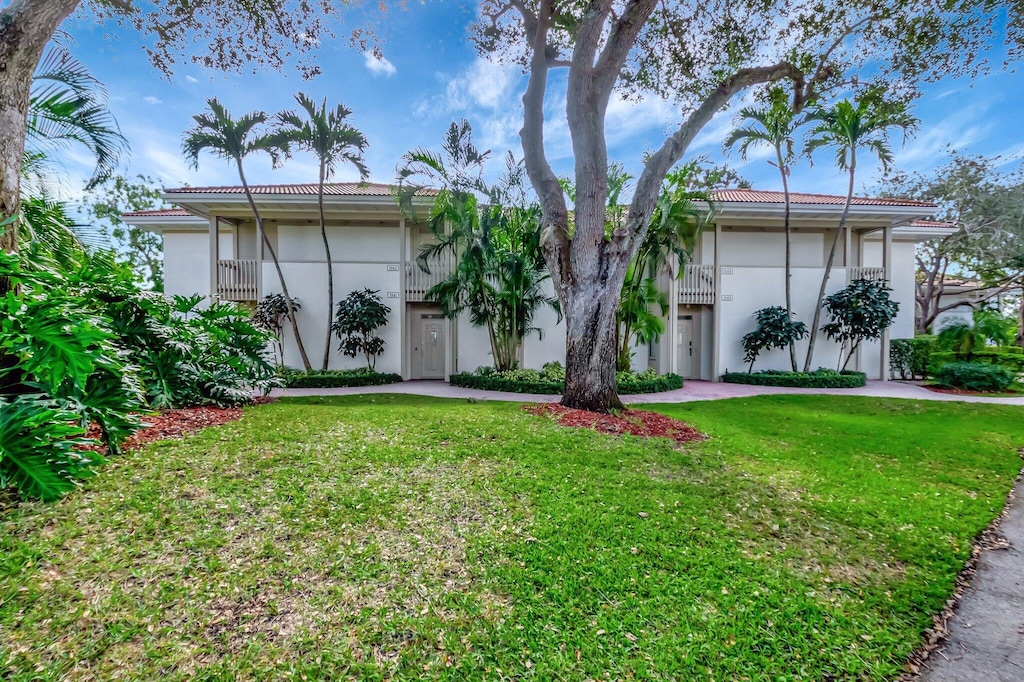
{"left": 253, "top": 293, "right": 302, "bottom": 366}
{"left": 0, "top": 396, "right": 103, "bottom": 502}
{"left": 396, "top": 121, "right": 559, "bottom": 372}
{"left": 933, "top": 362, "right": 1014, "bottom": 392}
{"left": 0, "top": 249, "right": 280, "bottom": 501}
{"left": 281, "top": 368, "right": 402, "bottom": 388}
{"left": 741, "top": 306, "right": 808, "bottom": 372}
{"left": 821, "top": 279, "right": 899, "bottom": 370}
{"left": 936, "top": 309, "right": 1017, "bottom": 359}
{"left": 541, "top": 361, "right": 566, "bottom": 382}
{"left": 722, "top": 369, "right": 867, "bottom": 388}
{"left": 332, "top": 289, "right": 390, "bottom": 369}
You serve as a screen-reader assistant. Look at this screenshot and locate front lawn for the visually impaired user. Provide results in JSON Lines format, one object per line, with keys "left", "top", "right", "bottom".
{"left": 2, "top": 395, "right": 1022, "bottom": 680}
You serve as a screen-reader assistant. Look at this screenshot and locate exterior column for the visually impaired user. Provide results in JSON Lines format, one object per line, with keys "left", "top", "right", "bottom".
{"left": 879, "top": 224, "right": 893, "bottom": 381}
{"left": 711, "top": 223, "right": 722, "bottom": 382}
{"left": 399, "top": 218, "right": 408, "bottom": 380}
{"left": 256, "top": 219, "right": 265, "bottom": 299}
{"left": 209, "top": 216, "right": 219, "bottom": 299}
{"left": 668, "top": 265, "right": 679, "bottom": 375}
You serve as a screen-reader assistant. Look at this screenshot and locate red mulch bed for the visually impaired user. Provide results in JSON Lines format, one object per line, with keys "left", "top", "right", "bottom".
{"left": 525, "top": 403, "right": 707, "bottom": 444}
{"left": 86, "top": 398, "right": 273, "bottom": 454}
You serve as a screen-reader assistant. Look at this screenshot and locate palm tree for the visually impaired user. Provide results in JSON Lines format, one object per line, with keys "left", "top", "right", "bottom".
{"left": 616, "top": 163, "right": 709, "bottom": 371}
{"left": 801, "top": 97, "right": 918, "bottom": 371}
{"left": 27, "top": 42, "right": 127, "bottom": 193}
{"left": 724, "top": 96, "right": 802, "bottom": 370}
{"left": 397, "top": 123, "right": 557, "bottom": 372}
{"left": 182, "top": 98, "right": 312, "bottom": 371}
{"left": 277, "top": 93, "right": 369, "bottom": 370}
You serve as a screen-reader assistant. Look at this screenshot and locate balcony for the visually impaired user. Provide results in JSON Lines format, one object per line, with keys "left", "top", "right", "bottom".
{"left": 216, "top": 259, "right": 259, "bottom": 301}
{"left": 679, "top": 264, "right": 715, "bottom": 305}
{"left": 406, "top": 256, "right": 452, "bottom": 302}
{"left": 849, "top": 266, "right": 886, "bottom": 282}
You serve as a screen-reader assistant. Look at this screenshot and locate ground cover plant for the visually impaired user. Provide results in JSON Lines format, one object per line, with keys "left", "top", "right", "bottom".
{"left": 722, "top": 368, "right": 867, "bottom": 388}
{"left": 2, "top": 394, "right": 1022, "bottom": 680}
{"left": 281, "top": 368, "right": 402, "bottom": 388}
{"left": 450, "top": 363, "right": 683, "bottom": 394}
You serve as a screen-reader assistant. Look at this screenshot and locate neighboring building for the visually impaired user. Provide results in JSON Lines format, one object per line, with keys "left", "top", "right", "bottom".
{"left": 123, "top": 184, "right": 951, "bottom": 382}
{"left": 927, "top": 279, "right": 1020, "bottom": 333}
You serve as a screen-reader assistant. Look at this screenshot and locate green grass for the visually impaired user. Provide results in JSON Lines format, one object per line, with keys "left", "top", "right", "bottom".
{"left": 2, "top": 395, "right": 1022, "bottom": 680}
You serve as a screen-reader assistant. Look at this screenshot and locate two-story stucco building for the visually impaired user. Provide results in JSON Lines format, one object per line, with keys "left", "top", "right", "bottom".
{"left": 123, "top": 182, "right": 952, "bottom": 381}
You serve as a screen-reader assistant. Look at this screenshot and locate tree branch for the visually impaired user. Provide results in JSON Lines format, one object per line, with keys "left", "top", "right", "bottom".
{"left": 516, "top": 0, "right": 570, "bottom": 297}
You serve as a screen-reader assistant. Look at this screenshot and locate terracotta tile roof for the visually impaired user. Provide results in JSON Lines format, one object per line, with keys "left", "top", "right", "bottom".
{"left": 122, "top": 208, "right": 195, "bottom": 217}
{"left": 163, "top": 182, "right": 437, "bottom": 197}
{"left": 710, "top": 188, "right": 936, "bottom": 208}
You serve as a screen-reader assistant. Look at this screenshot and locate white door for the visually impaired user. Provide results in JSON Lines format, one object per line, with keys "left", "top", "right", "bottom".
{"left": 417, "top": 315, "right": 446, "bottom": 379}
{"left": 677, "top": 315, "right": 696, "bottom": 378}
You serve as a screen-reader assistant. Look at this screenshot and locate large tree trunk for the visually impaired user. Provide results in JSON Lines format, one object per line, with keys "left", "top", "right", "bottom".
{"left": 562, "top": 285, "right": 624, "bottom": 411}
{"left": 0, "top": 0, "right": 82, "bottom": 265}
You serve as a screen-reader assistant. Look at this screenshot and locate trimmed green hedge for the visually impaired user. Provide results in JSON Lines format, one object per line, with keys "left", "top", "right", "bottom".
{"left": 890, "top": 336, "right": 937, "bottom": 380}
{"left": 933, "top": 362, "right": 1015, "bottom": 392}
{"left": 722, "top": 369, "right": 867, "bottom": 388}
{"left": 282, "top": 369, "right": 403, "bottom": 388}
{"left": 929, "top": 349, "right": 1024, "bottom": 374}
{"left": 448, "top": 372, "right": 684, "bottom": 395}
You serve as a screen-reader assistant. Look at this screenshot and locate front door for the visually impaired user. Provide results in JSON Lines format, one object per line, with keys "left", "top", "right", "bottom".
{"left": 677, "top": 315, "right": 696, "bottom": 378}
{"left": 417, "top": 314, "right": 446, "bottom": 379}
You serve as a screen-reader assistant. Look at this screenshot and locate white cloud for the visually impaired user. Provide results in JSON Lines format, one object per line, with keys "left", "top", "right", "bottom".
{"left": 363, "top": 52, "right": 397, "bottom": 77}
{"left": 445, "top": 58, "right": 518, "bottom": 111}
{"left": 185, "top": 75, "right": 198, "bottom": 84}
{"left": 142, "top": 96, "right": 163, "bottom": 105}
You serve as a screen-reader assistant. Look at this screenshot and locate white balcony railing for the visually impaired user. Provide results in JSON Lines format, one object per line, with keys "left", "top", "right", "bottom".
{"left": 406, "top": 255, "right": 452, "bottom": 302}
{"left": 679, "top": 264, "right": 715, "bottom": 305}
{"left": 849, "top": 266, "right": 886, "bottom": 283}
{"left": 217, "top": 259, "right": 259, "bottom": 301}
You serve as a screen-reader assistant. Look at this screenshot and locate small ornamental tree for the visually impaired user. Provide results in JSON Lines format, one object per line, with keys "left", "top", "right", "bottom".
{"left": 741, "top": 306, "right": 808, "bottom": 373}
{"left": 252, "top": 293, "right": 301, "bottom": 366}
{"left": 821, "top": 279, "right": 900, "bottom": 371}
{"left": 332, "top": 289, "right": 390, "bottom": 370}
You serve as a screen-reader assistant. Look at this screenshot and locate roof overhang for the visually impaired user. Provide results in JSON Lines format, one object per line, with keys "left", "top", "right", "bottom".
{"left": 705, "top": 200, "right": 935, "bottom": 227}
{"left": 121, "top": 213, "right": 208, "bottom": 233}
{"left": 160, "top": 191, "right": 431, "bottom": 221}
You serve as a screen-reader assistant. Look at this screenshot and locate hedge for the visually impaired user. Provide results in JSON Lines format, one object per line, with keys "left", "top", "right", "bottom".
{"left": 933, "top": 362, "right": 1015, "bottom": 392}
{"left": 282, "top": 369, "right": 403, "bottom": 388}
{"left": 722, "top": 369, "right": 867, "bottom": 388}
{"left": 448, "top": 372, "right": 684, "bottom": 395}
{"left": 890, "top": 336, "right": 937, "bottom": 380}
{"left": 929, "top": 349, "right": 1024, "bottom": 374}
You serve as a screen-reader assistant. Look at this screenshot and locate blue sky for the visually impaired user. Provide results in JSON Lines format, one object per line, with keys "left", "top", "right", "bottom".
{"left": 58, "top": 3, "right": 1024, "bottom": 202}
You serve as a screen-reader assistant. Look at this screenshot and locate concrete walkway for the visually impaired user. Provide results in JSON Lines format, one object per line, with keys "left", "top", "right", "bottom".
{"left": 920, "top": 481, "right": 1024, "bottom": 682}
{"left": 272, "top": 379, "right": 1024, "bottom": 406}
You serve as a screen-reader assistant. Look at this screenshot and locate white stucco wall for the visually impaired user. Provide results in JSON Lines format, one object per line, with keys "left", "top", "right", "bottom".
{"left": 862, "top": 240, "right": 916, "bottom": 339}
{"left": 266, "top": 261, "right": 403, "bottom": 373}
{"left": 162, "top": 231, "right": 212, "bottom": 297}
{"left": 278, "top": 225, "right": 400, "bottom": 262}
{"left": 718, "top": 267, "right": 846, "bottom": 375}
{"left": 719, "top": 230, "right": 825, "bottom": 267}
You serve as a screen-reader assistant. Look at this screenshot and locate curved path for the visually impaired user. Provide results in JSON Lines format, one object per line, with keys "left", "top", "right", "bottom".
{"left": 272, "top": 379, "right": 1024, "bottom": 406}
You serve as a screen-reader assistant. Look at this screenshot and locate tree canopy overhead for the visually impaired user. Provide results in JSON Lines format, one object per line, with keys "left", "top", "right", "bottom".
{"left": 88, "top": 0, "right": 378, "bottom": 79}
{"left": 468, "top": 0, "right": 1022, "bottom": 411}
